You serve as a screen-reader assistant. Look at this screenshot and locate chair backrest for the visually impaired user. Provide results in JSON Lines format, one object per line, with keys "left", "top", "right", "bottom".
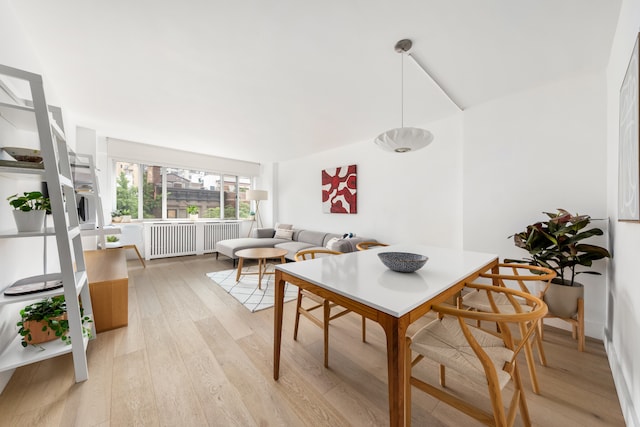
{"left": 294, "top": 248, "right": 342, "bottom": 261}
{"left": 434, "top": 283, "right": 548, "bottom": 360}
{"left": 479, "top": 263, "right": 556, "bottom": 298}
{"left": 355, "top": 241, "right": 389, "bottom": 251}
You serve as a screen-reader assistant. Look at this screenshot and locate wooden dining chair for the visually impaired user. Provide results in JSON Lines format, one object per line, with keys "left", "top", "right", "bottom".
{"left": 458, "top": 262, "right": 555, "bottom": 395}
{"left": 293, "top": 249, "right": 366, "bottom": 368}
{"left": 355, "top": 241, "right": 388, "bottom": 251}
{"left": 406, "top": 283, "right": 548, "bottom": 427}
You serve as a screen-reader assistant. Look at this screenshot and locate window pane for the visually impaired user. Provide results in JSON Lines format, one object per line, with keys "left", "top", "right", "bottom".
{"left": 142, "top": 165, "right": 162, "bottom": 218}
{"left": 223, "top": 175, "right": 237, "bottom": 219}
{"left": 165, "top": 167, "right": 222, "bottom": 219}
{"left": 238, "top": 177, "right": 251, "bottom": 219}
{"left": 114, "top": 161, "right": 138, "bottom": 218}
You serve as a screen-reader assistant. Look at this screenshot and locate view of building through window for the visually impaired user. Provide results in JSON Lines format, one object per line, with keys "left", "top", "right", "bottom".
{"left": 114, "top": 161, "right": 253, "bottom": 220}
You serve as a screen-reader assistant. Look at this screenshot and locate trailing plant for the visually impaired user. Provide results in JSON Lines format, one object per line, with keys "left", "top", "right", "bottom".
{"left": 508, "top": 208, "right": 611, "bottom": 287}
{"left": 17, "top": 295, "right": 92, "bottom": 347}
{"left": 7, "top": 191, "right": 50, "bottom": 212}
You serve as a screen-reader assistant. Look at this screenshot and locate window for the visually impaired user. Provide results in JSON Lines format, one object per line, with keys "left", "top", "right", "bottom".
{"left": 113, "top": 161, "right": 253, "bottom": 220}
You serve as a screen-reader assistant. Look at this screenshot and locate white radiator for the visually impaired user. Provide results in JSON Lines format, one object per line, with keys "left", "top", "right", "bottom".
{"left": 149, "top": 222, "right": 197, "bottom": 259}
{"left": 145, "top": 221, "right": 240, "bottom": 260}
{"left": 204, "top": 221, "right": 240, "bottom": 252}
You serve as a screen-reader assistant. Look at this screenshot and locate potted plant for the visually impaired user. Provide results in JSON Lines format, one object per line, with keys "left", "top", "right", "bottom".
{"left": 16, "top": 295, "right": 93, "bottom": 347}
{"left": 111, "top": 209, "right": 123, "bottom": 223}
{"left": 106, "top": 235, "right": 120, "bottom": 248}
{"left": 508, "top": 208, "right": 611, "bottom": 317}
{"left": 121, "top": 209, "right": 132, "bottom": 223}
{"left": 7, "top": 191, "right": 51, "bottom": 232}
{"left": 187, "top": 205, "right": 199, "bottom": 220}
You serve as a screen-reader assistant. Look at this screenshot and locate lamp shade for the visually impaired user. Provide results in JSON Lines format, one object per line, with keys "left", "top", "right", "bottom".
{"left": 374, "top": 127, "right": 434, "bottom": 153}
{"left": 246, "top": 189, "right": 268, "bottom": 201}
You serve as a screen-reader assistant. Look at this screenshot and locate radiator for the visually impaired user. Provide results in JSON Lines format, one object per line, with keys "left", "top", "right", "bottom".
{"left": 149, "top": 222, "right": 197, "bottom": 259}
{"left": 204, "top": 221, "right": 240, "bottom": 252}
{"left": 146, "top": 221, "right": 240, "bottom": 259}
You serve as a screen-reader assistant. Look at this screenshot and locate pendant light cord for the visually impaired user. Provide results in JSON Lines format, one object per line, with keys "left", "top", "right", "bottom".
{"left": 401, "top": 52, "right": 404, "bottom": 128}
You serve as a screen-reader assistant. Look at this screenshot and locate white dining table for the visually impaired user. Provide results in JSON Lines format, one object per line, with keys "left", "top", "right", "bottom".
{"left": 273, "top": 243, "right": 498, "bottom": 427}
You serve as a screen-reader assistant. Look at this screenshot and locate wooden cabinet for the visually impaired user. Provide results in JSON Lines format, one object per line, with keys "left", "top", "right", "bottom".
{"left": 85, "top": 249, "right": 128, "bottom": 332}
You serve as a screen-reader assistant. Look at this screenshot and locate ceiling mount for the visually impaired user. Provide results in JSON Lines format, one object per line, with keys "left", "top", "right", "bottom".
{"left": 394, "top": 39, "right": 412, "bottom": 54}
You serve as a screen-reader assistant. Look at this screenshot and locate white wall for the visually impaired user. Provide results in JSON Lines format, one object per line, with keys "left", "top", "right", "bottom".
{"left": 276, "top": 113, "right": 464, "bottom": 248}
{"left": 605, "top": 0, "right": 640, "bottom": 425}
{"left": 462, "top": 73, "right": 609, "bottom": 339}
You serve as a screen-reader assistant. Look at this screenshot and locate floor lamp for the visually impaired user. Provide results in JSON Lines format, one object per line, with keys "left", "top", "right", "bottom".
{"left": 246, "top": 189, "right": 268, "bottom": 237}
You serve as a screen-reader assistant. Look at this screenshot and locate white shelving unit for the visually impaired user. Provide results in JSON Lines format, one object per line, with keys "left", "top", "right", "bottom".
{"left": 72, "top": 152, "right": 109, "bottom": 248}
{"left": 0, "top": 64, "right": 95, "bottom": 382}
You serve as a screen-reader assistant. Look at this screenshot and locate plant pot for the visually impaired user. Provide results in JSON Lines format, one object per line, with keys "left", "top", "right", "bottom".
{"left": 121, "top": 215, "right": 131, "bottom": 223}
{"left": 12, "top": 210, "right": 46, "bottom": 232}
{"left": 22, "top": 314, "right": 67, "bottom": 345}
{"left": 189, "top": 214, "right": 199, "bottom": 220}
{"left": 543, "top": 278, "right": 584, "bottom": 318}
{"left": 112, "top": 216, "right": 122, "bottom": 223}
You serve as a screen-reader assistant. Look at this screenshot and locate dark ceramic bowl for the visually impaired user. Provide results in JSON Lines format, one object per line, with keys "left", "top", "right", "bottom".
{"left": 377, "top": 252, "right": 428, "bottom": 273}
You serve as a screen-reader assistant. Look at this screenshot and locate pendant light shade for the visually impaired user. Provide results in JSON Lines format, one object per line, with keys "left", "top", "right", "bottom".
{"left": 375, "top": 39, "right": 436, "bottom": 154}
{"left": 374, "top": 127, "right": 434, "bottom": 153}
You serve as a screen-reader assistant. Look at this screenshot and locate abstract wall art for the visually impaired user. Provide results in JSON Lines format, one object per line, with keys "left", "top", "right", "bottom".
{"left": 618, "top": 33, "right": 640, "bottom": 221}
{"left": 322, "top": 164, "right": 357, "bottom": 214}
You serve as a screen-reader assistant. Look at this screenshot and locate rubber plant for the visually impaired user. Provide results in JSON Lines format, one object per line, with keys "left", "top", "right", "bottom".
{"left": 508, "top": 208, "right": 611, "bottom": 286}
{"left": 17, "top": 295, "right": 92, "bottom": 347}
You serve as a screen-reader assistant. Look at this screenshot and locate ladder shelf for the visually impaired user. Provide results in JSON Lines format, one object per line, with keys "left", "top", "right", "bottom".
{"left": 0, "top": 64, "right": 94, "bottom": 383}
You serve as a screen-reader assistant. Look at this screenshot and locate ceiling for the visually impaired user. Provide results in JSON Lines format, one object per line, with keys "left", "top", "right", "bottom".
{"left": 9, "top": 0, "right": 621, "bottom": 164}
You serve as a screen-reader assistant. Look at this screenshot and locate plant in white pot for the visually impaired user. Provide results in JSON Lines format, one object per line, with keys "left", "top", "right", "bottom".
{"left": 187, "top": 205, "right": 199, "bottom": 220}
{"left": 508, "top": 208, "right": 611, "bottom": 318}
{"left": 7, "top": 191, "right": 50, "bottom": 232}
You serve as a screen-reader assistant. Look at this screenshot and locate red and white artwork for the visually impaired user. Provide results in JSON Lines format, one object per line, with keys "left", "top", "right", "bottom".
{"left": 322, "top": 164, "right": 357, "bottom": 214}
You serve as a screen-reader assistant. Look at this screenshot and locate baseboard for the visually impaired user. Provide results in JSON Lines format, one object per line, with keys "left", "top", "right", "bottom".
{"left": 0, "top": 369, "right": 14, "bottom": 394}
{"left": 605, "top": 332, "right": 639, "bottom": 427}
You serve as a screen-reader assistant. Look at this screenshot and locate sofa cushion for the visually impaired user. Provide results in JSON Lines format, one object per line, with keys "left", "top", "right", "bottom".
{"left": 216, "top": 237, "right": 288, "bottom": 259}
{"left": 274, "top": 228, "right": 294, "bottom": 240}
{"left": 296, "top": 230, "right": 328, "bottom": 247}
{"left": 275, "top": 241, "right": 315, "bottom": 260}
{"left": 254, "top": 228, "right": 275, "bottom": 238}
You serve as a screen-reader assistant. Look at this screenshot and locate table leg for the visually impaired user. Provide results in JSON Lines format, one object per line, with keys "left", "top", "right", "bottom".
{"left": 258, "top": 258, "right": 264, "bottom": 290}
{"left": 236, "top": 257, "right": 244, "bottom": 282}
{"left": 379, "top": 314, "right": 410, "bottom": 427}
{"left": 274, "top": 271, "right": 285, "bottom": 380}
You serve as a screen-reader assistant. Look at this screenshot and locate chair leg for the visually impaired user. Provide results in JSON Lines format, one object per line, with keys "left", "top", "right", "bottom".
{"left": 535, "top": 326, "right": 548, "bottom": 367}
{"left": 323, "top": 300, "right": 330, "bottom": 368}
{"left": 513, "top": 361, "right": 532, "bottom": 427}
{"left": 361, "top": 316, "right": 366, "bottom": 342}
{"left": 519, "top": 322, "right": 541, "bottom": 395}
{"left": 439, "top": 365, "right": 446, "bottom": 387}
{"left": 293, "top": 290, "right": 303, "bottom": 341}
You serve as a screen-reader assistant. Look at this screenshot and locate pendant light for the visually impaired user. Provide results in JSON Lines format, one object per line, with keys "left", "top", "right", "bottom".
{"left": 374, "top": 39, "right": 434, "bottom": 153}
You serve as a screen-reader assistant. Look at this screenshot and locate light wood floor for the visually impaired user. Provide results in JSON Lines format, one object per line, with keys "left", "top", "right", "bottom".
{"left": 0, "top": 255, "right": 626, "bottom": 426}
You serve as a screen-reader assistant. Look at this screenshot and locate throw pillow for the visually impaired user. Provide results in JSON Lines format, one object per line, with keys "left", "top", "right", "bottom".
{"left": 274, "top": 223, "right": 293, "bottom": 230}
{"left": 274, "top": 228, "right": 294, "bottom": 240}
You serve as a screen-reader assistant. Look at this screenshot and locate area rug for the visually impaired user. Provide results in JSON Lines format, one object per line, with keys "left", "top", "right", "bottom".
{"left": 206, "top": 265, "right": 298, "bottom": 312}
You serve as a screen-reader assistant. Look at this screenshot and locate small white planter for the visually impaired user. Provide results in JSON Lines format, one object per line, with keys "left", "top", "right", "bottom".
{"left": 13, "top": 210, "right": 46, "bottom": 232}
{"left": 189, "top": 214, "right": 199, "bottom": 220}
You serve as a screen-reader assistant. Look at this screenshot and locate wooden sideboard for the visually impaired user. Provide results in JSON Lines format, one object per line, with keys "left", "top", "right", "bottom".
{"left": 84, "top": 249, "right": 128, "bottom": 332}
